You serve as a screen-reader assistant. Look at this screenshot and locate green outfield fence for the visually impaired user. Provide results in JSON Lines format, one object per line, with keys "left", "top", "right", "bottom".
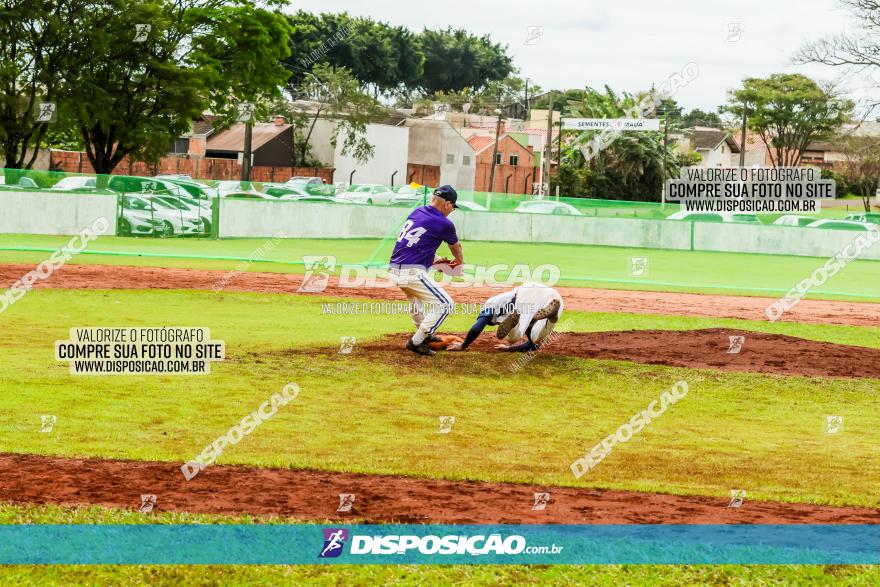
{"left": 1, "top": 167, "right": 879, "bottom": 302}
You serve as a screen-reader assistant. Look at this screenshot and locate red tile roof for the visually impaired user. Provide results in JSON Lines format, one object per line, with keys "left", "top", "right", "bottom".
{"left": 467, "top": 135, "right": 495, "bottom": 154}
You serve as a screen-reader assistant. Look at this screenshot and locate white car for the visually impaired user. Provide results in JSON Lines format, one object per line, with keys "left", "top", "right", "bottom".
{"left": 773, "top": 215, "right": 817, "bottom": 227}
{"left": 149, "top": 194, "right": 212, "bottom": 234}
{"left": 336, "top": 184, "right": 395, "bottom": 205}
{"left": 49, "top": 176, "right": 99, "bottom": 192}
{"left": 121, "top": 195, "right": 202, "bottom": 237}
{"left": 455, "top": 200, "right": 488, "bottom": 212}
{"left": 216, "top": 180, "right": 266, "bottom": 198}
{"left": 513, "top": 200, "right": 583, "bottom": 216}
{"left": 389, "top": 185, "right": 425, "bottom": 206}
{"left": 119, "top": 196, "right": 167, "bottom": 236}
{"left": 666, "top": 211, "right": 760, "bottom": 224}
{"left": 805, "top": 219, "right": 879, "bottom": 232}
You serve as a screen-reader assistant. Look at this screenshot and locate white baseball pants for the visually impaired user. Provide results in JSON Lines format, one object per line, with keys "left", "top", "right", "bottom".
{"left": 389, "top": 267, "right": 455, "bottom": 345}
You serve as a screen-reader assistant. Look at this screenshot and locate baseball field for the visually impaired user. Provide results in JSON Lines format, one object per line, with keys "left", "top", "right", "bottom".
{"left": 0, "top": 229, "right": 878, "bottom": 583}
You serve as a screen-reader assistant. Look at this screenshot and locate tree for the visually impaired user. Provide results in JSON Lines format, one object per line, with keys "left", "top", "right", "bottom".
{"left": 681, "top": 108, "right": 723, "bottom": 128}
{"left": 837, "top": 134, "right": 880, "bottom": 211}
{"left": 726, "top": 74, "right": 851, "bottom": 167}
{"left": 795, "top": 1, "right": 880, "bottom": 105}
{"left": 419, "top": 75, "right": 541, "bottom": 117}
{"left": 418, "top": 28, "right": 513, "bottom": 95}
{"left": 533, "top": 89, "right": 588, "bottom": 111}
{"left": 0, "top": 0, "right": 101, "bottom": 171}
{"left": 281, "top": 63, "right": 383, "bottom": 167}
{"left": 66, "top": 0, "right": 291, "bottom": 178}
{"left": 560, "top": 86, "right": 678, "bottom": 201}
{"left": 284, "top": 12, "right": 423, "bottom": 98}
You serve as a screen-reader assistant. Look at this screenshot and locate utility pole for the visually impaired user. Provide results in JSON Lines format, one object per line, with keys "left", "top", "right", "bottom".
{"left": 543, "top": 90, "right": 554, "bottom": 196}
{"left": 556, "top": 120, "right": 563, "bottom": 200}
{"left": 738, "top": 103, "right": 748, "bottom": 167}
{"left": 488, "top": 98, "right": 503, "bottom": 193}
{"left": 662, "top": 116, "right": 669, "bottom": 205}
{"left": 242, "top": 121, "right": 253, "bottom": 182}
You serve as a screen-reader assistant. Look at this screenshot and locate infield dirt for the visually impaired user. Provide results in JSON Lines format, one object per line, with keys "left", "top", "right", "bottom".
{"left": 1, "top": 262, "right": 878, "bottom": 327}
{"left": 1, "top": 453, "right": 878, "bottom": 524}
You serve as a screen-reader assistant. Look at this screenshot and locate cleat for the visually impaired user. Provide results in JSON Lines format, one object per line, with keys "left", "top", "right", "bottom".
{"left": 406, "top": 338, "right": 436, "bottom": 356}
{"left": 533, "top": 299, "right": 561, "bottom": 322}
{"left": 496, "top": 311, "right": 520, "bottom": 340}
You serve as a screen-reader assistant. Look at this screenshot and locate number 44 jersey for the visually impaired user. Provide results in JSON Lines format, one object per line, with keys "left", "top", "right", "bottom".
{"left": 389, "top": 205, "right": 459, "bottom": 270}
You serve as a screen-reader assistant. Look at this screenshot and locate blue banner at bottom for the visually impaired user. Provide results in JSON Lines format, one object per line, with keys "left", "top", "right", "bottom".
{"left": 0, "top": 524, "right": 877, "bottom": 565}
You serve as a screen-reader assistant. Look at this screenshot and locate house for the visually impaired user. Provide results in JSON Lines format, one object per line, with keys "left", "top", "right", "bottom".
{"left": 176, "top": 114, "right": 220, "bottom": 158}
{"left": 333, "top": 123, "right": 409, "bottom": 186}
{"left": 205, "top": 117, "right": 295, "bottom": 167}
{"left": 679, "top": 127, "right": 741, "bottom": 167}
{"left": 468, "top": 134, "right": 538, "bottom": 194}
{"left": 403, "top": 119, "right": 476, "bottom": 190}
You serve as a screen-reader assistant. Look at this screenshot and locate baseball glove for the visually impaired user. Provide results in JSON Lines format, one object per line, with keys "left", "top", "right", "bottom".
{"left": 431, "top": 257, "right": 463, "bottom": 276}
{"left": 428, "top": 334, "right": 464, "bottom": 351}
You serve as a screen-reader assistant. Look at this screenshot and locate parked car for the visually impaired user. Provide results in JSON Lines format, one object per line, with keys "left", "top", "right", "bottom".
{"left": 158, "top": 177, "right": 219, "bottom": 201}
{"left": 119, "top": 195, "right": 174, "bottom": 237}
{"left": 335, "top": 184, "right": 395, "bottom": 205}
{"left": 805, "top": 219, "right": 879, "bottom": 231}
{"left": 773, "top": 215, "right": 818, "bottom": 227}
{"left": 48, "top": 176, "right": 99, "bottom": 192}
{"left": 216, "top": 180, "right": 265, "bottom": 198}
{"left": 455, "top": 200, "right": 489, "bottom": 212}
{"left": 120, "top": 195, "right": 202, "bottom": 237}
{"left": 284, "top": 176, "right": 325, "bottom": 187}
{"left": 513, "top": 200, "right": 583, "bottom": 216}
{"left": 666, "top": 211, "right": 760, "bottom": 224}
{"left": 3, "top": 176, "right": 40, "bottom": 190}
{"left": 843, "top": 212, "right": 880, "bottom": 224}
{"left": 389, "top": 185, "right": 425, "bottom": 206}
{"left": 261, "top": 183, "right": 310, "bottom": 198}
{"left": 149, "top": 194, "right": 211, "bottom": 235}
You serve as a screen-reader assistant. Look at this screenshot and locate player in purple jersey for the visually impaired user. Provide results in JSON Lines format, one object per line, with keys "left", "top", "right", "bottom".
{"left": 389, "top": 185, "right": 464, "bottom": 356}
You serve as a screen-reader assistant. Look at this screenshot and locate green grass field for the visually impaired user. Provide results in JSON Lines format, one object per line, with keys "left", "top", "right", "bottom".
{"left": 1, "top": 276, "right": 878, "bottom": 583}
{"left": 1, "top": 289, "right": 877, "bottom": 506}
{"left": 2, "top": 234, "right": 879, "bottom": 301}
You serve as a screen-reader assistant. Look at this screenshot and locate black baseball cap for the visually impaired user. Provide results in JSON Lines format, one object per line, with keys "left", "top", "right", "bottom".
{"left": 433, "top": 185, "right": 458, "bottom": 208}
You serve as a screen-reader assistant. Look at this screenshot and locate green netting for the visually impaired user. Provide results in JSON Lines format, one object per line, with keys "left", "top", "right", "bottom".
{"left": 1, "top": 168, "right": 878, "bottom": 302}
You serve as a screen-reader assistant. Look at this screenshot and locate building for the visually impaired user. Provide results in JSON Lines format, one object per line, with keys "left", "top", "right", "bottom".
{"left": 329, "top": 122, "right": 409, "bottom": 186}
{"left": 679, "top": 127, "right": 741, "bottom": 167}
{"left": 205, "top": 117, "right": 295, "bottom": 167}
{"left": 468, "top": 134, "right": 538, "bottom": 194}
{"left": 404, "top": 119, "right": 476, "bottom": 190}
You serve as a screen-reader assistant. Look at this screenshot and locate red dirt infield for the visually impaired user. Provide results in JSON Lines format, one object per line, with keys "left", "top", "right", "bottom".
{"left": 1, "top": 262, "right": 878, "bottom": 327}
{"left": 1, "top": 453, "right": 877, "bottom": 524}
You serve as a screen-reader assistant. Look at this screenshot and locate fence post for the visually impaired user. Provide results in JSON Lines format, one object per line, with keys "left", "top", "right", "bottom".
{"left": 212, "top": 195, "right": 220, "bottom": 240}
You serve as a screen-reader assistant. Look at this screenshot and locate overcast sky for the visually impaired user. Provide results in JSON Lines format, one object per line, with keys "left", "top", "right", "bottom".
{"left": 293, "top": 0, "right": 870, "bottom": 112}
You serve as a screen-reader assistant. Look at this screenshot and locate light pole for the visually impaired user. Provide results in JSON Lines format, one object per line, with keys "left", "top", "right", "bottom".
{"left": 543, "top": 90, "right": 554, "bottom": 196}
